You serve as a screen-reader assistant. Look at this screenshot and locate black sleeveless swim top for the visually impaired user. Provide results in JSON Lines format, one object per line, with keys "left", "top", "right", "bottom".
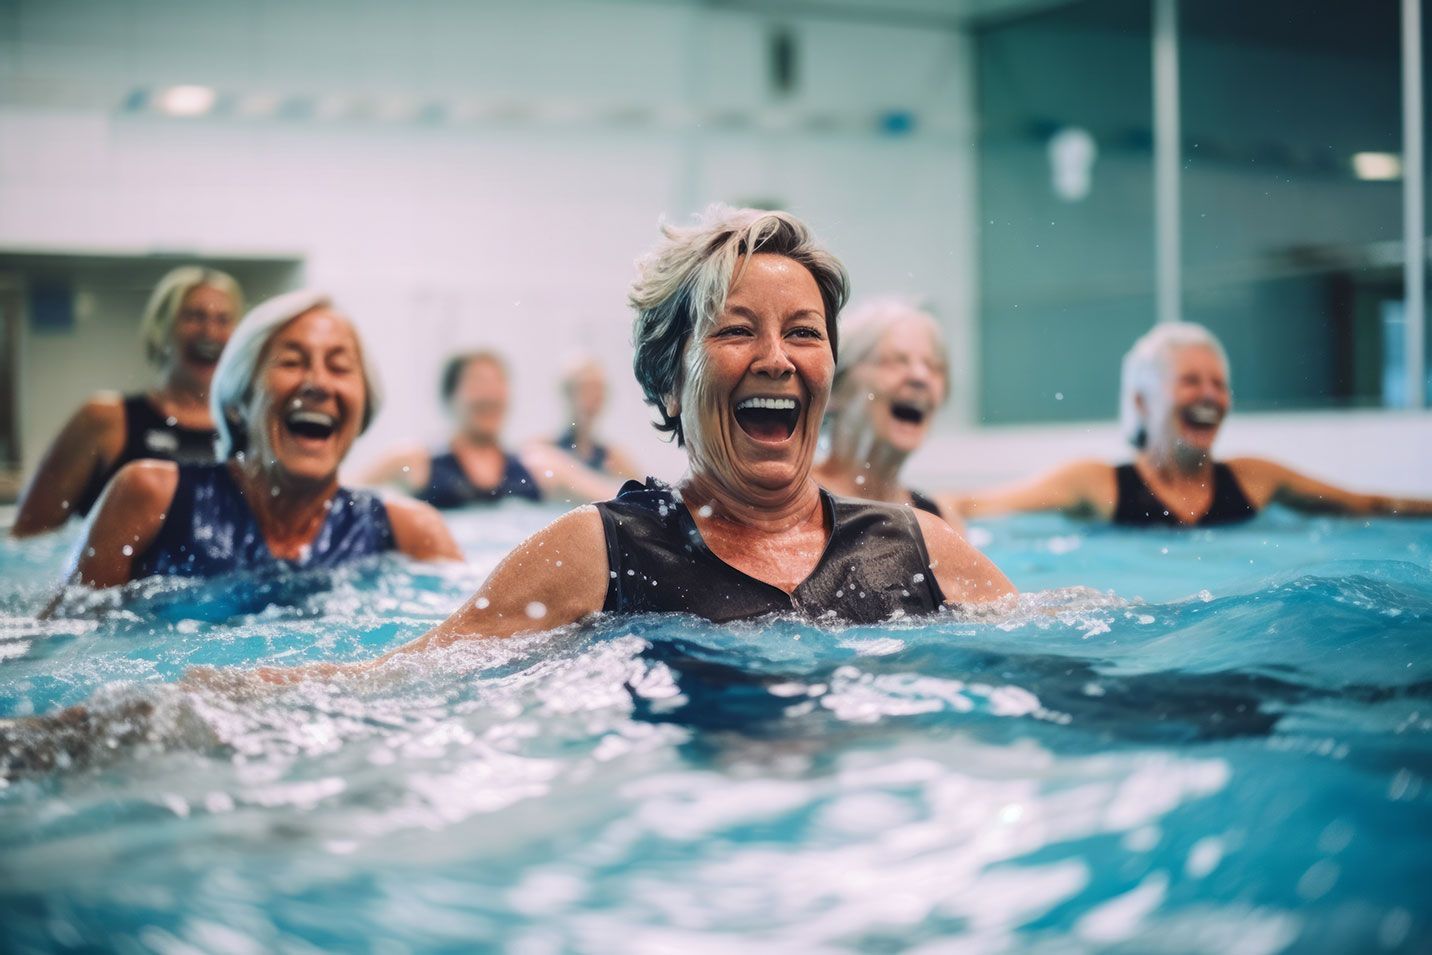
{"left": 909, "top": 489, "right": 942, "bottom": 519}
{"left": 1112, "top": 462, "right": 1257, "bottom": 527}
{"left": 417, "top": 450, "right": 541, "bottom": 509}
{"left": 74, "top": 393, "right": 218, "bottom": 516}
{"left": 594, "top": 479, "right": 946, "bottom": 624}
{"left": 133, "top": 463, "right": 396, "bottom": 578}
{"left": 556, "top": 428, "right": 608, "bottom": 472}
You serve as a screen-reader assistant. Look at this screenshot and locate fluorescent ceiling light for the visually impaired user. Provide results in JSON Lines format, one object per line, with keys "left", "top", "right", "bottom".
{"left": 1352, "top": 151, "right": 1402, "bottom": 181}
{"left": 156, "top": 85, "right": 217, "bottom": 117}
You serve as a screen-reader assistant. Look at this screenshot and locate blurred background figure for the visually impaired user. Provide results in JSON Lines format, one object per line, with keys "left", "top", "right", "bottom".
{"left": 10, "top": 267, "right": 243, "bottom": 537}
{"left": 66, "top": 289, "right": 458, "bottom": 588}
{"left": 959, "top": 323, "right": 1432, "bottom": 524}
{"left": 359, "top": 351, "right": 617, "bottom": 508}
{"left": 550, "top": 356, "right": 639, "bottom": 481}
{"left": 814, "top": 298, "right": 964, "bottom": 531}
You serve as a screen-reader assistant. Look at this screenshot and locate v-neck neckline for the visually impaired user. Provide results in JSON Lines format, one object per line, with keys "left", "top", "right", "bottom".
{"left": 1133, "top": 460, "right": 1219, "bottom": 526}
{"left": 224, "top": 462, "right": 340, "bottom": 563}
{"left": 669, "top": 485, "right": 838, "bottom": 602}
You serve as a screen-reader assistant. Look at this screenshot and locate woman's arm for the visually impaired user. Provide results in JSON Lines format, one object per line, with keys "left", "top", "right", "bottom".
{"left": 11, "top": 395, "right": 126, "bottom": 537}
{"left": 352, "top": 448, "right": 430, "bottom": 494}
{"left": 521, "top": 444, "right": 622, "bottom": 504}
{"left": 219, "top": 506, "right": 610, "bottom": 686}
{"left": 384, "top": 498, "right": 463, "bottom": 560}
{"left": 914, "top": 509, "right": 1017, "bottom": 605}
{"left": 70, "top": 461, "right": 180, "bottom": 588}
{"left": 1230, "top": 457, "right": 1432, "bottom": 516}
{"left": 599, "top": 445, "right": 642, "bottom": 482}
{"left": 955, "top": 459, "right": 1116, "bottom": 520}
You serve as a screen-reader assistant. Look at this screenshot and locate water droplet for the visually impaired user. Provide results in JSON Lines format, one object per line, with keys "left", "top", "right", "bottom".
{"left": 1054, "top": 392, "right": 1064, "bottom": 401}
{"left": 697, "top": 504, "right": 714, "bottom": 519}
{"left": 121, "top": 545, "right": 134, "bottom": 557}
{"left": 855, "top": 475, "right": 866, "bottom": 485}
{"left": 475, "top": 597, "right": 490, "bottom": 610}
{"left": 525, "top": 601, "right": 547, "bottom": 620}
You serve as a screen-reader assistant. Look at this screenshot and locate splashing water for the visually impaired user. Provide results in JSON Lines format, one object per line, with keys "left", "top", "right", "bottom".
{"left": 0, "top": 504, "right": 1429, "bottom": 953}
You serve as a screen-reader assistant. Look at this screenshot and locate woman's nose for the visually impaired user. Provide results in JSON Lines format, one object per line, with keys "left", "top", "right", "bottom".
{"left": 751, "top": 332, "right": 796, "bottom": 378}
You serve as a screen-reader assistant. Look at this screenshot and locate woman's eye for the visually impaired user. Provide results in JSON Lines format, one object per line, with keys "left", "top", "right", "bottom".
{"left": 790, "top": 326, "right": 824, "bottom": 340}
{"left": 715, "top": 326, "right": 752, "bottom": 338}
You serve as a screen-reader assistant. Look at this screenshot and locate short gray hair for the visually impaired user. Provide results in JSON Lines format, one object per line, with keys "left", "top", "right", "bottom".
{"left": 830, "top": 297, "right": 949, "bottom": 407}
{"left": 629, "top": 204, "right": 849, "bottom": 445}
{"left": 211, "top": 289, "right": 384, "bottom": 459}
{"left": 140, "top": 266, "right": 244, "bottom": 366}
{"left": 1119, "top": 321, "right": 1230, "bottom": 448}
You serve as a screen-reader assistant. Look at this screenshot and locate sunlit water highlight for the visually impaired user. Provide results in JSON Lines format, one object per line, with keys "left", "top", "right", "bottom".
{"left": 1, "top": 505, "right": 1429, "bottom": 953}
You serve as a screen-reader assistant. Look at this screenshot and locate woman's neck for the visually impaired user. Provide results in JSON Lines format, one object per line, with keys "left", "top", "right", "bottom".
{"left": 154, "top": 369, "right": 213, "bottom": 417}
{"left": 680, "top": 471, "right": 826, "bottom": 536}
{"left": 1140, "top": 446, "right": 1213, "bottom": 484}
{"left": 454, "top": 432, "right": 502, "bottom": 453}
{"left": 819, "top": 432, "right": 909, "bottom": 503}
{"left": 231, "top": 458, "right": 338, "bottom": 549}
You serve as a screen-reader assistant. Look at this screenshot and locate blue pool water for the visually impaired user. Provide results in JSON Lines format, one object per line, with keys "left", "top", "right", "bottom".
{"left": 0, "top": 505, "right": 1429, "bottom": 953}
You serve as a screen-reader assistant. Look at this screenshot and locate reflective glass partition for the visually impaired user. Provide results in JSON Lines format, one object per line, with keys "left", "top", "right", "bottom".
{"left": 1180, "top": 0, "right": 1402, "bottom": 412}
{"left": 974, "top": 0, "right": 1154, "bottom": 426}
{"left": 973, "top": 0, "right": 1418, "bottom": 423}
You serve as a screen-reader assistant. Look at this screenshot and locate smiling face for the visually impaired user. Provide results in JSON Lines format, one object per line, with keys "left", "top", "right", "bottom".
{"left": 242, "top": 308, "right": 366, "bottom": 485}
{"left": 1142, "top": 343, "right": 1231, "bottom": 461}
{"left": 839, "top": 317, "right": 947, "bottom": 455}
{"left": 451, "top": 357, "right": 509, "bottom": 444}
{"left": 675, "top": 253, "right": 833, "bottom": 500}
{"left": 166, "top": 284, "right": 238, "bottom": 387}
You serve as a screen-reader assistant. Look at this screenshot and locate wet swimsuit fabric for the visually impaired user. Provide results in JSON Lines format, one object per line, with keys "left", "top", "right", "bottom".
{"left": 1112, "top": 462, "right": 1258, "bottom": 527}
{"left": 556, "top": 428, "right": 608, "bottom": 472}
{"left": 595, "top": 478, "right": 947, "bottom": 624}
{"left": 417, "top": 450, "right": 541, "bottom": 509}
{"left": 909, "top": 489, "right": 943, "bottom": 519}
{"left": 74, "top": 394, "right": 218, "bottom": 517}
{"left": 133, "top": 463, "right": 396, "bottom": 578}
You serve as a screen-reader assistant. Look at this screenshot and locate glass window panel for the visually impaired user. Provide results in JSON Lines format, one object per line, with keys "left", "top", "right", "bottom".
{"left": 974, "top": 0, "right": 1155, "bottom": 425}
{"left": 1180, "top": 0, "right": 1402, "bottom": 411}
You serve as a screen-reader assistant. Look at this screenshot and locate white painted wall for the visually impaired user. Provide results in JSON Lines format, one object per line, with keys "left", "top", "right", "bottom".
{"left": 0, "top": 0, "right": 977, "bottom": 484}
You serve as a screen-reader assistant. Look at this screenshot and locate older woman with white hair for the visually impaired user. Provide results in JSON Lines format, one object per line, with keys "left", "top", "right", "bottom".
{"left": 959, "top": 322, "right": 1432, "bottom": 525}
{"left": 814, "top": 298, "right": 964, "bottom": 531}
{"left": 12, "top": 266, "right": 244, "bottom": 537}
{"left": 66, "top": 290, "right": 459, "bottom": 588}
{"left": 546, "top": 355, "right": 639, "bottom": 480}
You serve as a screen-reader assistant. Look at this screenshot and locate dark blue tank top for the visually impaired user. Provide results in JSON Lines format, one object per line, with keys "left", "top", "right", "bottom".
{"left": 74, "top": 394, "right": 218, "bottom": 517}
{"left": 556, "top": 428, "right": 609, "bottom": 472}
{"left": 595, "top": 479, "right": 946, "bottom": 624}
{"left": 417, "top": 450, "right": 541, "bottom": 509}
{"left": 1112, "top": 462, "right": 1257, "bottom": 527}
{"left": 133, "top": 463, "right": 396, "bottom": 578}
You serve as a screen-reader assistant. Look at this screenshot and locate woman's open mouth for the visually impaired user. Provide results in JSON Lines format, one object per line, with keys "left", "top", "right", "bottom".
{"left": 186, "top": 341, "right": 225, "bottom": 366}
{"left": 890, "top": 401, "right": 928, "bottom": 426}
{"left": 1180, "top": 402, "right": 1224, "bottom": 431}
{"left": 283, "top": 409, "right": 339, "bottom": 443}
{"left": 733, "top": 396, "right": 800, "bottom": 442}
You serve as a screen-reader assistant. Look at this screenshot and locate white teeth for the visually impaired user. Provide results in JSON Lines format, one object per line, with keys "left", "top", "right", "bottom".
{"left": 735, "top": 397, "right": 798, "bottom": 411}
{"left": 288, "top": 410, "right": 336, "bottom": 427}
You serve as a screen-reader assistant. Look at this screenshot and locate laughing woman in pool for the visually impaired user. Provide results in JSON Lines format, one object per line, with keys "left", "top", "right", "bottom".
{"left": 11, "top": 267, "right": 244, "bottom": 537}
{"left": 66, "top": 289, "right": 459, "bottom": 589}
{"left": 235, "top": 206, "right": 1015, "bottom": 684}
{"left": 959, "top": 322, "right": 1432, "bottom": 526}
{"left": 814, "top": 299, "right": 964, "bottom": 532}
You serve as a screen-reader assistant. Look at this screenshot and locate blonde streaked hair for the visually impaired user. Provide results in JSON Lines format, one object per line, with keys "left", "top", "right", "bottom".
{"left": 629, "top": 204, "right": 849, "bottom": 445}
{"left": 139, "top": 266, "right": 244, "bottom": 366}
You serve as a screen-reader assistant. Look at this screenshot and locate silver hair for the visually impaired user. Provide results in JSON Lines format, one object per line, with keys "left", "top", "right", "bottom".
{"left": 830, "top": 297, "right": 950, "bottom": 408}
{"left": 629, "top": 204, "right": 849, "bottom": 445}
{"left": 139, "top": 266, "right": 244, "bottom": 366}
{"left": 1119, "top": 321, "right": 1230, "bottom": 448}
{"left": 211, "top": 289, "right": 384, "bottom": 459}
